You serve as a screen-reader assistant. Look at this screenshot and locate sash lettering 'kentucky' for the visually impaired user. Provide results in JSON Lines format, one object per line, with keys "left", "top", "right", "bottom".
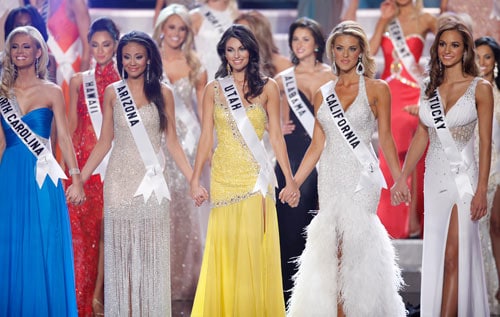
{"left": 115, "top": 82, "right": 139, "bottom": 127}
{"left": 280, "top": 67, "right": 315, "bottom": 137}
{"left": 428, "top": 91, "right": 446, "bottom": 129}
{"left": 0, "top": 96, "right": 67, "bottom": 187}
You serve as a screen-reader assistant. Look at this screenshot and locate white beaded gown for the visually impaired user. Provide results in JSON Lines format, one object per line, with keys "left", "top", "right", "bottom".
{"left": 163, "top": 76, "right": 206, "bottom": 315}
{"left": 104, "top": 100, "right": 171, "bottom": 316}
{"left": 419, "top": 77, "right": 489, "bottom": 317}
{"left": 287, "top": 76, "right": 406, "bottom": 317}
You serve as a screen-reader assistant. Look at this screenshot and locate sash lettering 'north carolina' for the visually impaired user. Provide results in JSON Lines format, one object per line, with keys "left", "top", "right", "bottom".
{"left": 83, "top": 70, "right": 110, "bottom": 179}
{"left": 0, "top": 96, "right": 67, "bottom": 187}
{"left": 218, "top": 76, "right": 277, "bottom": 196}
{"left": 320, "top": 80, "right": 387, "bottom": 192}
{"left": 113, "top": 80, "right": 170, "bottom": 204}
{"left": 428, "top": 90, "right": 474, "bottom": 199}
{"left": 280, "top": 67, "right": 315, "bottom": 138}
{"left": 387, "top": 18, "right": 423, "bottom": 85}
{"left": 199, "top": 5, "right": 226, "bottom": 34}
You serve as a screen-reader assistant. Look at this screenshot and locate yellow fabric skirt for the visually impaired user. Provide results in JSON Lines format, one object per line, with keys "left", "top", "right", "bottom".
{"left": 191, "top": 194, "right": 285, "bottom": 317}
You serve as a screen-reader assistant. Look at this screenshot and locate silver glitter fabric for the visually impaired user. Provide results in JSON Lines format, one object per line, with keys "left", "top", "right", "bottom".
{"left": 288, "top": 76, "right": 405, "bottom": 317}
{"left": 103, "top": 101, "right": 171, "bottom": 316}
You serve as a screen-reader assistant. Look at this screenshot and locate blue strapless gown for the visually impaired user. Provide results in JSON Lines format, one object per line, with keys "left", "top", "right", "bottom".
{"left": 0, "top": 108, "right": 77, "bottom": 316}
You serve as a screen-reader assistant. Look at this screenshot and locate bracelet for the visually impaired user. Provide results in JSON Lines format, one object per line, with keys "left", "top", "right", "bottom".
{"left": 69, "top": 168, "right": 81, "bottom": 176}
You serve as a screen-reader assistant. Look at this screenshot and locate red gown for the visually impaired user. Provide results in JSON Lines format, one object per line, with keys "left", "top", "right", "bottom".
{"left": 67, "top": 61, "right": 119, "bottom": 316}
{"left": 377, "top": 34, "right": 425, "bottom": 239}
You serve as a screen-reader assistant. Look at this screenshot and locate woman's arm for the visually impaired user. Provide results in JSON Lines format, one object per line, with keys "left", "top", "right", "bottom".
{"left": 67, "top": 72, "right": 82, "bottom": 136}
{"left": 0, "top": 123, "right": 5, "bottom": 163}
{"left": 265, "top": 79, "right": 299, "bottom": 206}
{"left": 195, "top": 69, "right": 208, "bottom": 121}
{"left": 369, "top": 0, "right": 396, "bottom": 56}
{"left": 293, "top": 89, "right": 326, "bottom": 188}
{"left": 273, "top": 73, "right": 295, "bottom": 135}
{"left": 162, "top": 84, "right": 193, "bottom": 181}
{"left": 190, "top": 81, "right": 215, "bottom": 205}
{"left": 80, "top": 85, "right": 115, "bottom": 182}
{"left": 472, "top": 79, "right": 494, "bottom": 220}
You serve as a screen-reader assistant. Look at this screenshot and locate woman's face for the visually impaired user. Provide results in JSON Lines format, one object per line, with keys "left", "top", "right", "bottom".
{"left": 10, "top": 33, "right": 40, "bottom": 71}
{"left": 122, "top": 42, "right": 149, "bottom": 79}
{"left": 13, "top": 12, "right": 32, "bottom": 28}
{"left": 161, "top": 14, "right": 188, "bottom": 50}
{"left": 332, "top": 34, "right": 361, "bottom": 74}
{"left": 225, "top": 37, "right": 249, "bottom": 73}
{"left": 90, "top": 31, "right": 116, "bottom": 66}
{"left": 476, "top": 44, "right": 496, "bottom": 79}
{"left": 437, "top": 29, "right": 465, "bottom": 69}
{"left": 291, "top": 27, "right": 317, "bottom": 62}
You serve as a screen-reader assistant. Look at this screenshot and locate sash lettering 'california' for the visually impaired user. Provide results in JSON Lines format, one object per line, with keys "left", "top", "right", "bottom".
{"left": 0, "top": 97, "right": 43, "bottom": 155}
{"left": 116, "top": 84, "right": 139, "bottom": 126}
{"left": 428, "top": 91, "right": 446, "bottom": 129}
{"left": 84, "top": 80, "right": 99, "bottom": 114}
{"left": 223, "top": 84, "right": 243, "bottom": 110}
{"left": 325, "top": 92, "right": 360, "bottom": 149}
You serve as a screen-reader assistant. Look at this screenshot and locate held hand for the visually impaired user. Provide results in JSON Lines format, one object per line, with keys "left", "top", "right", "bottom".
{"left": 65, "top": 183, "right": 86, "bottom": 206}
{"left": 402, "top": 105, "right": 420, "bottom": 117}
{"left": 191, "top": 183, "right": 209, "bottom": 207}
{"left": 279, "top": 181, "right": 300, "bottom": 208}
{"left": 390, "top": 178, "right": 411, "bottom": 206}
{"left": 281, "top": 120, "right": 296, "bottom": 136}
{"left": 470, "top": 191, "right": 488, "bottom": 221}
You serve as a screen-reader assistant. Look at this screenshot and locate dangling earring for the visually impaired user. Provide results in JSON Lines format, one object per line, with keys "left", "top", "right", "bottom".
{"left": 356, "top": 55, "right": 365, "bottom": 75}
{"left": 331, "top": 60, "right": 337, "bottom": 75}
{"left": 226, "top": 63, "right": 232, "bottom": 76}
{"left": 14, "top": 65, "right": 18, "bottom": 79}
{"left": 314, "top": 47, "right": 319, "bottom": 52}
{"left": 35, "top": 57, "right": 39, "bottom": 78}
{"left": 439, "top": 60, "right": 443, "bottom": 73}
{"left": 121, "top": 67, "right": 126, "bottom": 79}
{"left": 495, "top": 62, "right": 498, "bottom": 78}
{"left": 146, "top": 62, "right": 150, "bottom": 83}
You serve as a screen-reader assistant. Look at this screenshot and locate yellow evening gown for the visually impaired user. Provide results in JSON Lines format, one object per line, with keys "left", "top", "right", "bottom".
{"left": 191, "top": 83, "right": 285, "bottom": 317}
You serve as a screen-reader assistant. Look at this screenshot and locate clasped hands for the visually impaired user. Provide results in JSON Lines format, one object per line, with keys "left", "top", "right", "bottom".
{"left": 65, "top": 182, "right": 86, "bottom": 206}
{"left": 390, "top": 176, "right": 411, "bottom": 207}
{"left": 278, "top": 181, "right": 300, "bottom": 208}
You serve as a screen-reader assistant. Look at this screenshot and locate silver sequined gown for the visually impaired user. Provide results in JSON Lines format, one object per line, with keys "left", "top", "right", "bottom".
{"left": 104, "top": 101, "right": 171, "bottom": 316}
{"left": 419, "top": 77, "right": 488, "bottom": 316}
{"left": 287, "top": 76, "right": 406, "bottom": 317}
{"left": 163, "top": 77, "right": 206, "bottom": 316}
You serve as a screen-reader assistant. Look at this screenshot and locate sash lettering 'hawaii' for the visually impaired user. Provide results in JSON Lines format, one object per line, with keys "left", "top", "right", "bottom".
{"left": 199, "top": 5, "right": 225, "bottom": 34}
{"left": 83, "top": 70, "right": 110, "bottom": 179}
{"left": 280, "top": 67, "right": 315, "bottom": 138}
{"left": 428, "top": 90, "right": 474, "bottom": 199}
{"left": 0, "top": 96, "right": 67, "bottom": 188}
{"left": 113, "top": 81, "right": 170, "bottom": 204}
{"left": 320, "top": 81, "right": 387, "bottom": 192}
{"left": 219, "top": 76, "right": 277, "bottom": 196}
{"left": 387, "top": 18, "right": 423, "bottom": 85}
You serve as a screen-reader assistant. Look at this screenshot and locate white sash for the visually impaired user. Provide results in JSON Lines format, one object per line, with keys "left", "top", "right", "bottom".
{"left": 493, "top": 113, "right": 500, "bottom": 175}
{"left": 320, "top": 80, "right": 387, "bottom": 192}
{"left": 427, "top": 90, "right": 474, "bottom": 199}
{"left": 280, "top": 67, "right": 315, "bottom": 138}
{"left": 113, "top": 81, "right": 170, "bottom": 204}
{"left": 0, "top": 96, "right": 67, "bottom": 188}
{"left": 163, "top": 77, "right": 200, "bottom": 154}
{"left": 199, "top": 5, "right": 226, "bottom": 34}
{"left": 83, "top": 70, "right": 110, "bottom": 180}
{"left": 218, "top": 77, "right": 277, "bottom": 196}
{"left": 387, "top": 18, "right": 423, "bottom": 85}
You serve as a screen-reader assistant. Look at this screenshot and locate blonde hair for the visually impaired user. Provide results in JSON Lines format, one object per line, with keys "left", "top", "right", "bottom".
{"left": 326, "top": 21, "right": 376, "bottom": 78}
{"left": 1, "top": 26, "right": 48, "bottom": 97}
{"left": 153, "top": 3, "right": 202, "bottom": 86}
{"left": 199, "top": 0, "right": 239, "bottom": 19}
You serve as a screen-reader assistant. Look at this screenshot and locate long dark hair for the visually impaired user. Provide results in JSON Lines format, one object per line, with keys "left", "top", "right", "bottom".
{"left": 475, "top": 36, "right": 500, "bottom": 90}
{"left": 288, "top": 17, "right": 325, "bottom": 65}
{"left": 425, "top": 19, "right": 478, "bottom": 98}
{"left": 4, "top": 5, "right": 48, "bottom": 41}
{"left": 116, "top": 31, "right": 167, "bottom": 131}
{"left": 215, "top": 24, "right": 267, "bottom": 102}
